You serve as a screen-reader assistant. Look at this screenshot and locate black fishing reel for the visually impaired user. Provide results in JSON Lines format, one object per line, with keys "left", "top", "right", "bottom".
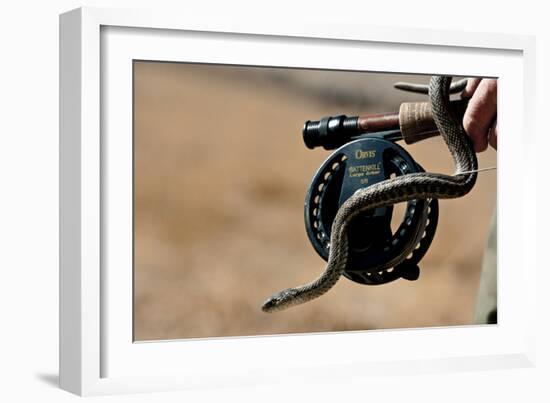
{"left": 303, "top": 115, "right": 439, "bottom": 285}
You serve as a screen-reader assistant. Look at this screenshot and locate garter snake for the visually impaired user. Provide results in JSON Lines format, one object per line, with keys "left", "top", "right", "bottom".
{"left": 262, "top": 76, "right": 477, "bottom": 313}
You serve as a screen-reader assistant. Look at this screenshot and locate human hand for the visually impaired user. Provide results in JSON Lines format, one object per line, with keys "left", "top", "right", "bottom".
{"left": 461, "top": 78, "right": 497, "bottom": 152}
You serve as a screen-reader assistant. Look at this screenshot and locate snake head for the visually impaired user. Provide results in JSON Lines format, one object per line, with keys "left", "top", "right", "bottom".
{"left": 261, "top": 297, "right": 280, "bottom": 313}
{"left": 261, "top": 288, "right": 299, "bottom": 313}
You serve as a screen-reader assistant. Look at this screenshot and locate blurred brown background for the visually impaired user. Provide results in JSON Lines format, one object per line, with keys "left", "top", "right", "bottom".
{"left": 133, "top": 62, "right": 496, "bottom": 341}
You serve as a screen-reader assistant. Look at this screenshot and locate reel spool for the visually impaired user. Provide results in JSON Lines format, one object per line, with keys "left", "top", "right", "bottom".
{"left": 303, "top": 131, "right": 439, "bottom": 286}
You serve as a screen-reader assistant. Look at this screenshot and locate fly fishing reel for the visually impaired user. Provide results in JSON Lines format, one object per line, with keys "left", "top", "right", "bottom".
{"left": 302, "top": 113, "right": 441, "bottom": 286}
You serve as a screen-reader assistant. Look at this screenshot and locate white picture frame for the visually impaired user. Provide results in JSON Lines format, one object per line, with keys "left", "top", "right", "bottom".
{"left": 59, "top": 6, "right": 537, "bottom": 396}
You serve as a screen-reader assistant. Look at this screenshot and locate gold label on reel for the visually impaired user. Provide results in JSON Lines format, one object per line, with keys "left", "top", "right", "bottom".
{"left": 348, "top": 163, "right": 382, "bottom": 178}
{"left": 355, "top": 149, "right": 376, "bottom": 159}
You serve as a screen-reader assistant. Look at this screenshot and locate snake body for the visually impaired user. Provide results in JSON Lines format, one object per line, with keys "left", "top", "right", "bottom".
{"left": 261, "top": 76, "right": 478, "bottom": 313}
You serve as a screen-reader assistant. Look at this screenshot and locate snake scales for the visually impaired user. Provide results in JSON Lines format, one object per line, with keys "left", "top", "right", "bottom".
{"left": 261, "top": 76, "right": 478, "bottom": 313}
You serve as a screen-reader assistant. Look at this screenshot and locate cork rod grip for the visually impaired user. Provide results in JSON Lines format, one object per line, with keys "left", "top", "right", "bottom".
{"left": 399, "top": 99, "right": 468, "bottom": 144}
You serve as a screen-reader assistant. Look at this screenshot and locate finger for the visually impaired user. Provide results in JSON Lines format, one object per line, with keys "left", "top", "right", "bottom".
{"left": 488, "top": 120, "right": 498, "bottom": 150}
{"left": 462, "top": 79, "right": 497, "bottom": 152}
{"left": 461, "top": 78, "right": 482, "bottom": 99}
